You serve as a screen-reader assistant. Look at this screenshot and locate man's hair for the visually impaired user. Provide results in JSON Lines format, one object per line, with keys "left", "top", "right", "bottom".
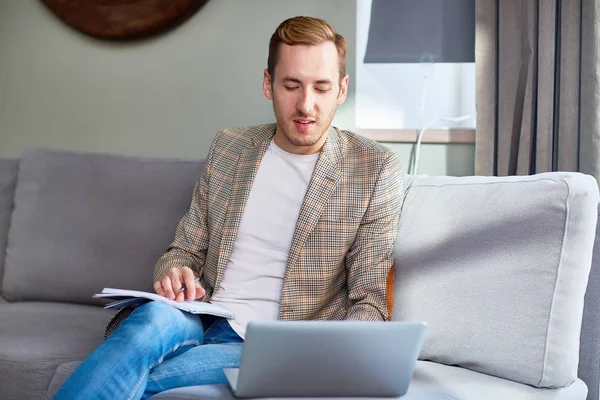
{"left": 267, "top": 16, "right": 347, "bottom": 83}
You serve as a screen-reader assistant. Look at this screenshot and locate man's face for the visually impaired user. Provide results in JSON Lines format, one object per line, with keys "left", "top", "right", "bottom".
{"left": 263, "top": 42, "right": 349, "bottom": 155}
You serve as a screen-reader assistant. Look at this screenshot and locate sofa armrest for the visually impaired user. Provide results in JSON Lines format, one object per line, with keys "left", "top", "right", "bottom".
{"left": 579, "top": 205, "right": 600, "bottom": 400}
{"left": 0, "top": 159, "right": 19, "bottom": 303}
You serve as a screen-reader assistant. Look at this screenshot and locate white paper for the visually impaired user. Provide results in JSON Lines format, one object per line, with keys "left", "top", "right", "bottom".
{"left": 94, "top": 288, "right": 234, "bottom": 319}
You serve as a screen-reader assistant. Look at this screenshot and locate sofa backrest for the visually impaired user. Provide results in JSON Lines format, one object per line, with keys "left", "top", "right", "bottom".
{"left": 0, "top": 159, "right": 19, "bottom": 302}
{"left": 392, "top": 172, "right": 599, "bottom": 391}
{"left": 2, "top": 149, "right": 204, "bottom": 305}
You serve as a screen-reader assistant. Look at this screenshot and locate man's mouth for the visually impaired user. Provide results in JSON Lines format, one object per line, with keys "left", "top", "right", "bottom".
{"left": 293, "top": 119, "right": 315, "bottom": 132}
{"left": 294, "top": 119, "right": 315, "bottom": 124}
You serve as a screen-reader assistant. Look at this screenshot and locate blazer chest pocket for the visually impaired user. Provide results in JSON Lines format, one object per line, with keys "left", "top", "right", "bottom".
{"left": 319, "top": 203, "right": 364, "bottom": 222}
{"left": 310, "top": 216, "right": 362, "bottom": 250}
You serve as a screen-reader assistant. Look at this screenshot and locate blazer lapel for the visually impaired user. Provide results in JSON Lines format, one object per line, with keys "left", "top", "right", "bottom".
{"left": 285, "top": 127, "right": 345, "bottom": 274}
{"left": 215, "top": 126, "right": 275, "bottom": 286}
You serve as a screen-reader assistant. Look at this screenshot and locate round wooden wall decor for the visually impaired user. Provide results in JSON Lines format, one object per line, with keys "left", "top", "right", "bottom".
{"left": 40, "top": 0, "right": 209, "bottom": 41}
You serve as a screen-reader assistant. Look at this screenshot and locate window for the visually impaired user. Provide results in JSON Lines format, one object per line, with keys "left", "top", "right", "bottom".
{"left": 356, "top": 0, "right": 476, "bottom": 143}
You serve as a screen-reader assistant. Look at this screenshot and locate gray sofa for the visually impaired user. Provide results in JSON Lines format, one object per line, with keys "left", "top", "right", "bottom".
{"left": 0, "top": 148, "right": 598, "bottom": 400}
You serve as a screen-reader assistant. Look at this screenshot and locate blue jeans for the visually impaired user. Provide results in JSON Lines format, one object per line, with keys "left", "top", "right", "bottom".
{"left": 53, "top": 301, "right": 244, "bottom": 400}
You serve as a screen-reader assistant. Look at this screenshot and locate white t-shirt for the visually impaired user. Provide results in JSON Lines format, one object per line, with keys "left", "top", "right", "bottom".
{"left": 210, "top": 138, "right": 319, "bottom": 338}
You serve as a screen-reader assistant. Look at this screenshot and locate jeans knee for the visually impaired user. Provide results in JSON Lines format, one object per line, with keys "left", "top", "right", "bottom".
{"left": 120, "top": 301, "right": 179, "bottom": 342}
{"left": 137, "top": 301, "right": 181, "bottom": 324}
{"left": 109, "top": 301, "right": 203, "bottom": 358}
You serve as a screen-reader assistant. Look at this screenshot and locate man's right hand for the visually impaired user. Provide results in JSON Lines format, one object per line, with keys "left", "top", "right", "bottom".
{"left": 153, "top": 267, "right": 206, "bottom": 303}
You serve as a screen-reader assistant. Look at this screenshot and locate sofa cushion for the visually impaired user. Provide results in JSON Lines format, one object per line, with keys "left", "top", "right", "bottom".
{"left": 0, "top": 302, "right": 114, "bottom": 400}
{"left": 46, "top": 362, "right": 587, "bottom": 400}
{"left": 0, "top": 159, "right": 19, "bottom": 297}
{"left": 409, "top": 361, "right": 587, "bottom": 400}
{"left": 45, "top": 362, "right": 588, "bottom": 400}
{"left": 393, "top": 172, "right": 599, "bottom": 388}
{"left": 3, "top": 149, "right": 204, "bottom": 304}
{"left": 144, "top": 361, "right": 586, "bottom": 400}
{"left": 146, "top": 378, "right": 460, "bottom": 400}
{"left": 45, "top": 361, "right": 81, "bottom": 399}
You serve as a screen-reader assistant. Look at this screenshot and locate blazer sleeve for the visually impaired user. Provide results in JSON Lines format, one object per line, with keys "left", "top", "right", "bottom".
{"left": 152, "top": 134, "right": 218, "bottom": 283}
{"left": 345, "top": 151, "right": 404, "bottom": 321}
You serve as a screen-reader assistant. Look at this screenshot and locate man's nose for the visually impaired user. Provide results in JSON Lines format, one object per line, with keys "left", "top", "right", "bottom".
{"left": 297, "top": 89, "right": 315, "bottom": 115}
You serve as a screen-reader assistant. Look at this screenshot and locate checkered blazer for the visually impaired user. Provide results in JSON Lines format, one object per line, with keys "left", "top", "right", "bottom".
{"left": 154, "top": 123, "right": 403, "bottom": 321}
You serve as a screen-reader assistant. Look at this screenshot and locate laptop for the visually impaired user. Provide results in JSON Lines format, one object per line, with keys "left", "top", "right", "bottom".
{"left": 223, "top": 320, "right": 426, "bottom": 398}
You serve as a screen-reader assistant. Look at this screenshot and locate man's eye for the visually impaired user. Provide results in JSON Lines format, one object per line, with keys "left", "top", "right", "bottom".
{"left": 315, "top": 88, "right": 329, "bottom": 93}
{"left": 284, "top": 86, "right": 299, "bottom": 91}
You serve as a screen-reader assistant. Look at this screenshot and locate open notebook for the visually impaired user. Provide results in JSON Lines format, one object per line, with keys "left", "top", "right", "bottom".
{"left": 93, "top": 288, "right": 234, "bottom": 319}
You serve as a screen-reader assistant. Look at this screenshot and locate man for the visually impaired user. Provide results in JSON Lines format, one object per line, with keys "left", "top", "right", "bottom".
{"left": 54, "top": 15, "right": 403, "bottom": 400}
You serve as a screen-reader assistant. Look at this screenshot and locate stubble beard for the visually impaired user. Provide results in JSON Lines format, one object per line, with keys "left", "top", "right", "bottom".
{"left": 273, "top": 102, "right": 338, "bottom": 149}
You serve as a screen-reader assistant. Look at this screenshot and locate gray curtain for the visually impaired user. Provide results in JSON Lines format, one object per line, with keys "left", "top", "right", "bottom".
{"left": 475, "top": 0, "right": 600, "bottom": 182}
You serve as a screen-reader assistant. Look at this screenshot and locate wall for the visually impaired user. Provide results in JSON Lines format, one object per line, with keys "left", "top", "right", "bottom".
{"left": 0, "top": 0, "right": 356, "bottom": 159}
{"left": 0, "top": 0, "right": 473, "bottom": 176}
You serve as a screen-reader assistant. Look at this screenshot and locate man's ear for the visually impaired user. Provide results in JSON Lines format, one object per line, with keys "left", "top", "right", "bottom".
{"left": 337, "top": 74, "right": 349, "bottom": 105}
{"left": 263, "top": 69, "right": 273, "bottom": 100}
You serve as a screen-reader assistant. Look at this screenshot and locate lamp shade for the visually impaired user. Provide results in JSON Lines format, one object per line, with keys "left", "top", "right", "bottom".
{"left": 364, "top": 0, "right": 475, "bottom": 63}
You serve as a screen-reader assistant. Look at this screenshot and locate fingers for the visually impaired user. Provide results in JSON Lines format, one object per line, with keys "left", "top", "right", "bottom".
{"left": 162, "top": 274, "right": 176, "bottom": 300}
{"left": 153, "top": 280, "right": 165, "bottom": 297}
{"left": 170, "top": 270, "right": 182, "bottom": 297}
{"left": 153, "top": 267, "right": 204, "bottom": 302}
{"left": 181, "top": 268, "right": 197, "bottom": 301}
{"left": 156, "top": 268, "right": 180, "bottom": 300}
{"left": 194, "top": 281, "right": 206, "bottom": 299}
